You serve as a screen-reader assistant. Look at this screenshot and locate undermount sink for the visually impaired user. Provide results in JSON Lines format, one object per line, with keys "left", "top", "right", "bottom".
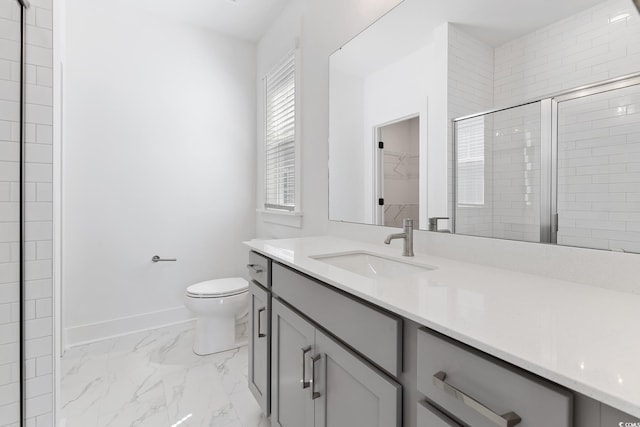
{"left": 310, "top": 251, "right": 435, "bottom": 279}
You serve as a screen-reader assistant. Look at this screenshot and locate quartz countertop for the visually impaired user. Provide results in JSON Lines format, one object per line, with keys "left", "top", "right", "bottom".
{"left": 244, "top": 236, "right": 640, "bottom": 418}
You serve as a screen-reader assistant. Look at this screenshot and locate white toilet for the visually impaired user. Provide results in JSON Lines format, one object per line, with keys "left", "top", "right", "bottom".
{"left": 184, "top": 277, "right": 249, "bottom": 355}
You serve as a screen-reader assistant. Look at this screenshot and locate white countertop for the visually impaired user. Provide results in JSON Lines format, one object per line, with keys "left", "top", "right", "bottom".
{"left": 244, "top": 236, "right": 640, "bottom": 418}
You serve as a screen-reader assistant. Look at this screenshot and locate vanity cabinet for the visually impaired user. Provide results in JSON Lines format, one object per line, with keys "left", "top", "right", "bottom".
{"left": 248, "top": 280, "right": 270, "bottom": 415}
{"left": 417, "top": 328, "right": 573, "bottom": 427}
{"left": 247, "top": 249, "right": 640, "bottom": 427}
{"left": 271, "top": 298, "right": 402, "bottom": 427}
{"left": 272, "top": 262, "right": 402, "bottom": 377}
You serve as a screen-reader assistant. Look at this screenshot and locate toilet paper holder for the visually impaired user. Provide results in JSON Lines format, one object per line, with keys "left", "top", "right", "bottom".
{"left": 152, "top": 255, "right": 177, "bottom": 263}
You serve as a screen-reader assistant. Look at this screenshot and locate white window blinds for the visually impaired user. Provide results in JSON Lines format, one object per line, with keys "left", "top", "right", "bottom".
{"left": 265, "top": 52, "right": 296, "bottom": 211}
{"left": 456, "top": 116, "right": 485, "bottom": 205}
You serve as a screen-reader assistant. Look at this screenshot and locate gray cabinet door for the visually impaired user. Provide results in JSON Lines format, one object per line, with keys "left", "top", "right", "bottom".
{"left": 248, "top": 280, "right": 270, "bottom": 415}
{"left": 271, "top": 298, "right": 315, "bottom": 427}
{"left": 313, "top": 329, "right": 402, "bottom": 427}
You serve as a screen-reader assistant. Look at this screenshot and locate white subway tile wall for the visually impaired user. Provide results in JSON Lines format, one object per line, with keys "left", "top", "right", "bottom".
{"left": 489, "top": 104, "right": 542, "bottom": 242}
{"left": 558, "top": 84, "right": 640, "bottom": 251}
{"left": 0, "top": 0, "right": 54, "bottom": 425}
{"left": 0, "top": 0, "right": 24, "bottom": 425}
{"left": 493, "top": 0, "right": 640, "bottom": 107}
{"left": 23, "top": 0, "right": 53, "bottom": 423}
{"left": 447, "top": 24, "right": 495, "bottom": 236}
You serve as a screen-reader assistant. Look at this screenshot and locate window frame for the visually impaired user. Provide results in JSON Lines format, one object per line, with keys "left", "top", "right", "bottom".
{"left": 262, "top": 49, "right": 302, "bottom": 217}
{"left": 455, "top": 115, "right": 485, "bottom": 207}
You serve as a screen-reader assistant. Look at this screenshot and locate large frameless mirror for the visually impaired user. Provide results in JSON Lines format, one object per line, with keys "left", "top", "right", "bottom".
{"left": 329, "top": 0, "right": 640, "bottom": 253}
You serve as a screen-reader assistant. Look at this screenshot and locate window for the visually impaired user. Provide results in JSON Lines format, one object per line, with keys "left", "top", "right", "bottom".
{"left": 264, "top": 52, "right": 297, "bottom": 212}
{"left": 456, "top": 116, "right": 485, "bottom": 205}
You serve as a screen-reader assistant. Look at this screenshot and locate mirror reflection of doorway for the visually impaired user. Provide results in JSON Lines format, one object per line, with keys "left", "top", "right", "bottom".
{"left": 375, "top": 116, "right": 420, "bottom": 227}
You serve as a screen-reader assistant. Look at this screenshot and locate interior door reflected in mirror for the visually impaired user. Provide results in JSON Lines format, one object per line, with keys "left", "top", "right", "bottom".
{"left": 328, "top": 0, "right": 640, "bottom": 253}
{"left": 376, "top": 117, "right": 420, "bottom": 228}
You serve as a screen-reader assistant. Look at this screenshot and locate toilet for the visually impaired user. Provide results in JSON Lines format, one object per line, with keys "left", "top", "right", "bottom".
{"left": 184, "top": 277, "right": 249, "bottom": 355}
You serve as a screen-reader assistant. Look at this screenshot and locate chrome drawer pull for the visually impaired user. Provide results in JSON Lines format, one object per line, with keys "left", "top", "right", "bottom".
{"left": 257, "top": 308, "right": 266, "bottom": 338}
{"left": 247, "top": 263, "right": 264, "bottom": 274}
{"left": 311, "top": 354, "right": 321, "bottom": 400}
{"left": 432, "top": 371, "right": 521, "bottom": 427}
{"left": 301, "top": 346, "right": 312, "bottom": 388}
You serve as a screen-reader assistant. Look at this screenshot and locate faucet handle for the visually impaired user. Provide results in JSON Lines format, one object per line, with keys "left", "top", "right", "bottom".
{"left": 403, "top": 218, "right": 413, "bottom": 227}
{"left": 428, "top": 216, "right": 449, "bottom": 232}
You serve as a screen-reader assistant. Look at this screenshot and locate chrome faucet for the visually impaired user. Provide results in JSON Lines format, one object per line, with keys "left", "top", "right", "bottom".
{"left": 384, "top": 218, "right": 414, "bottom": 257}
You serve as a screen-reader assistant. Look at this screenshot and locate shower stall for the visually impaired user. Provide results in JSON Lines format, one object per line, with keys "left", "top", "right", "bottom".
{"left": 1, "top": 0, "right": 29, "bottom": 425}
{"left": 453, "top": 73, "right": 640, "bottom": 253}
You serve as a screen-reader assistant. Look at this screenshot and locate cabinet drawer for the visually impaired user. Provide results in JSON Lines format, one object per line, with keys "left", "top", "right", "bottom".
{"left": 272, "top": 263, "right": 402, "bottom": 377}
{"left": 417, "top": 328, "right": 573, "bottom": 427}
{"left": 247, "top": 251, "right": 271, "bottom": 288}
{"left": 417, "top": 401, "right": 462, "bottom": 427}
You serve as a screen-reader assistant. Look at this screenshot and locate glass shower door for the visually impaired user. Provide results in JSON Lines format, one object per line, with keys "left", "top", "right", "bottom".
{"left": 0, "top": 0, "right": 25, "bottom": 425}
{"left": 454, "top": 102, "right": 544, "bottom": 242}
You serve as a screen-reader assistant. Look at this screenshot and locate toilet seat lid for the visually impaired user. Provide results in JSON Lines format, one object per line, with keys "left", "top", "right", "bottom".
{"left": 186, "top": 277, "right": 248, "bottom": 298}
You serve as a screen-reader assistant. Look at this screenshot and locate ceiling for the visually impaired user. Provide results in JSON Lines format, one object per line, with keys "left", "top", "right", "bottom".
{"left": 332, "top": 0, "right": 622, "bottom": 76}
{"left": 132, "top": 0, "right": 293, "bottom": 42}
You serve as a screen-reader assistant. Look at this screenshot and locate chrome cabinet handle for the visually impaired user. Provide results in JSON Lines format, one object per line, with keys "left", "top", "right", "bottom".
{"left": 257, "top": 308, "right": 266, "bottom": 338}
{"left": 301, "top": 346, "right": 312, "bottom": 389}
{"left": 311, "top": 354, "right": 321, "bottom": 400}
{"left": 152, "top": 255, "right": 177, "bottom": 262}
{"left": 432, "top": 371, "right": 521, "bottom": 427}
{"left": 247, "top": 263, "right": 264, "bottom": 274}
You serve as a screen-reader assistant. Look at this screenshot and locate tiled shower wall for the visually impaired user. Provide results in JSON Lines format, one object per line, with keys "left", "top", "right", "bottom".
{"left": 447, "top": 24, "right": 494, "bottom": 237}
{"left": 558, "top": 84, "right": 640, "bottom": 252}
{"left": 494, "top": 0, "right": 640, "bottom": 106}
{"left": 0, "top": 0, "right": 54, "bottom": 425}
{"left": 449, "top": 0, "right": 640, "bottom": 246}
{"left": 489, "top": 103, "right": 542, "bottom": 242}
{"left": 493, "top": 0, "right": 640, "bottom": 249}
{"left": 0, "top": 0, "right": 23, "bottom": 424}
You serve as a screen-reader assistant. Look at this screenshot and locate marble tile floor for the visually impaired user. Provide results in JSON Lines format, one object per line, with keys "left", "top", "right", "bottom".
{"left": 60, "top": 321, "right": 270, "bottom": 427}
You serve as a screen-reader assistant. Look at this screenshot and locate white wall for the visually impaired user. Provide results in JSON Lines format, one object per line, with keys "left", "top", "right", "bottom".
{"left": 0, "top": 0, "right": 55, "bottom": 424}
{"left": 362, "top": 39, "right": 447, "bottom": 230}
{"left": 63, "top": 0, "right": 256, "bottom": 345}
{"left": 328, "top": 69, "right": 366, "bottom": 224}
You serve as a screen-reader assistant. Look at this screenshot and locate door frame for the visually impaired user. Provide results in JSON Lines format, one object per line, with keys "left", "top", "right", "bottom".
{"left": 373, "top": 113, "right": 421, "bottom": 226}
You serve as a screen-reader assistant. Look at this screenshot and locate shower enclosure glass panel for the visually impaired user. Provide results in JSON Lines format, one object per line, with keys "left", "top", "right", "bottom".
{"left": 557, "top": 84, "right": 640, "bottom": 252}
{"left": 454, "top": 102, "right": 543, "bottom": 242}
{"left": 0, "top": 0, "right": 24, "bottom": 424}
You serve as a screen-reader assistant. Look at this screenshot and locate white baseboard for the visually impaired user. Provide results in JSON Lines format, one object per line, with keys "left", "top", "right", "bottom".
{"left": 65, "top": 306, "right": 196, "bottom": 349}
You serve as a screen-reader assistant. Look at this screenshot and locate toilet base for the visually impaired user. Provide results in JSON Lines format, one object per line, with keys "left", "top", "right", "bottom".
{"left": 193, "top": 316, "right": 239, "bottom": 356}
